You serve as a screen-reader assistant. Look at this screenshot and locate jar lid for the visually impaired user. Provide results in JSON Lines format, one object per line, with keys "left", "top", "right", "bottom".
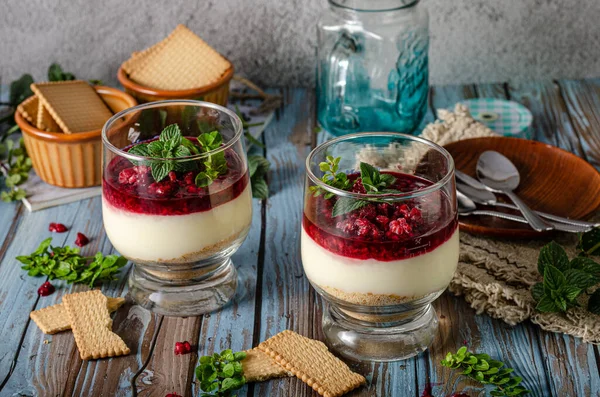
{"left": 461, "top": 98, "right": 533, "bottom": 138}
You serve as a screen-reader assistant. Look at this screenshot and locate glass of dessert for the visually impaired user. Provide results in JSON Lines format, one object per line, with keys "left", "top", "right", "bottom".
{"left": 302, "top": 132, "right": 458, "bottom": 361}
{"left": 102, "top": 101, "right": 252, "bottom": 316}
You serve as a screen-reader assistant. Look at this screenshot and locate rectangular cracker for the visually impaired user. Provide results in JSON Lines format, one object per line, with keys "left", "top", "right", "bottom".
{"left": 17, "top": 95, "right": 39, "bottom": 125}
{"left": 128, "top": 24, "right": 232, "bottom": 91}
{"left": 242, "top": 348, "right": 292, "bottom": 382}
{"left": 30, "top": 297, "right": 125, "bottom": 335}
{"left": 258, "top": 330, "right": 365, "bottom": 397}
{"left": 31, "top": 80, "right": 113, "bottom": 134}
{"left": 36, "top": 101, "right": 61, "bottom": 132}
{"left": 63, "top": 290, "right": 130, "bottom": 360}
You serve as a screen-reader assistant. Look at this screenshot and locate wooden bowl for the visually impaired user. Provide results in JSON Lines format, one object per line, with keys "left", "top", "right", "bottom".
{"left": 444, "top": 137, "right": 600, "bottom": 238}
{"left": 117, "top": 65, "right": 233, "bottom": 105}
{"left": 15, "top": 86, "right": 137, "bottom": 188}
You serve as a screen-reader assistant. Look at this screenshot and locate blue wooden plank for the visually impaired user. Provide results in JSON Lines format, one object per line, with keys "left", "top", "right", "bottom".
{"left": 423, "top": 84, "right": 551, "bottom": 397}
{"left": 0, "top": 197, "right": 158, "bottom": 396}
{"left": 557, "top": 79, "right": 600, "bottom": 170}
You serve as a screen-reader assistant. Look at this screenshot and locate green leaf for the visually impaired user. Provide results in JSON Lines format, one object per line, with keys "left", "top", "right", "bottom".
{"left": 245, "top": 132, "right": 265, "bottom": 149}
{"left": 151, "top": 162, "right": 171, "bottom": 182}
{"left": 359, "top": 162, "right": 379, "bottom": 191}
{"left": 48, "top": 63, "right": 76, "bottom": 82}
{"left": 536, "top": 295, "right": 560, "bottom": 313}
{"left": 160, "top": 124, "right": 182, "bottom": 147}
{"left": 543, "top": 264, "right": 567, "bottom": 292}
{"left": 147, "top": 141, "right": 164, "bottom": 157}
{"left": 570, "top": 257, "right": 600, "bottom": 281}
{"left": 531, "top": 283, "right": 545, "bottom": 302}
{"left": 251, "top": 177, "right": 268, "bottom": 200}
{"left": 564, "top": 268, "right": 596, "bottom": 289}
{"left": 248, "top": 155, "right": 270, "bottom": 178}
{"left": 10, "top": 74, "right": 34, "bottom": 105}
{"left": 578, "top": 227, "right": 600, "bottom": 256}
{"left": 561, "top": 285, "right": 582, "bottom": 302}
{"left": 538, "top": 241, "right": 570, "bottom": 274}
{"left": 588, "top": 289, "right": 600, "bottom": 315}
{"left": 332, "top": 197, "right": 370, "bottom": 217}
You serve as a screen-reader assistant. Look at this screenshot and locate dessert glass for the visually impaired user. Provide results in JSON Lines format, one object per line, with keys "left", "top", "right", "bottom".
{"left": 302, "top": 132, "right": 458, "bottom": 361}
{"left": 102, "top": 100, "right": 252, "bottom": 316}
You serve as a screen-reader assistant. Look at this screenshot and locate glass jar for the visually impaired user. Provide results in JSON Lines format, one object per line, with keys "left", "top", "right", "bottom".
{"left": 302, "top": 132, "right": 458, "bottom": 361}
{"left": 102, "top": 101, "right": 252, "bottom": 316}
{"left": 316, "top": 0, "right": 429, "bottom": 136}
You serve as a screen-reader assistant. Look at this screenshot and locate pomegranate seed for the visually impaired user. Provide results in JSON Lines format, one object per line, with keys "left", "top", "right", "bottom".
{"left": 75, "top": 232, "right": 89, "bottom": 247}
{"left": 48, "top": 223, "right": 68, "bottom": 233}
{"left": 174, "top": 341, "right": 192, "bottom": 355}
{"left": 38, "top": 281, "right": 55, "bottom": 296}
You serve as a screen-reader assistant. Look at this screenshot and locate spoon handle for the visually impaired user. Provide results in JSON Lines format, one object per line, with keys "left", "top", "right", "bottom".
{"left": 464, "top": 210, "right": 592, "bottom": 233}
{"left": 491, "top": 201, "right": 600, "bottom": 228}
{"left": 503, "top": 190, "right": 553, "bottom": 231}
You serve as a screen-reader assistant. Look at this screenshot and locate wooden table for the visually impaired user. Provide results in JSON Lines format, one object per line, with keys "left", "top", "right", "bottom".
{"left": 1, "top": 81, "right": 600, "bottom": 397}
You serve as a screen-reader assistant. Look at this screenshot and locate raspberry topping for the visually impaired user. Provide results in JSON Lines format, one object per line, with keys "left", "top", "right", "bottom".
{"left": 174, "top": 341, "right": 193, "bottom": 355}
{"left": 165, "top": 393, "right": 181, "bottom": 397}
{"left": 48, "top": 223, "right": 68, "bottom": 233}
{"left": 103, "top": 142, "right": 248, "bottom": 216}
{"left": 37, "top": 281, "right": 55, "bottom": 296}
{"left": 303, "top": 172, "right": 457, "bottom": 261}
{"left": 74, "top": 232, "right": 89, "bottom": 247}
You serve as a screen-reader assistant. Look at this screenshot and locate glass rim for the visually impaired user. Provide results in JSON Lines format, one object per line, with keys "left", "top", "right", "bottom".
{"left": 328, "top": 0, "right": 419, "bottom": 12}
{"left": 101, "top": 100, "right": 244, "bottom": 162}
{"left": 305, "top": 132, "right": 455, "bottom": 200}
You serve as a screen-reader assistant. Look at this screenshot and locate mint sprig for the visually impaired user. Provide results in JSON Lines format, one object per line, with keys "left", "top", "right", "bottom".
{"left": 533, "top": 239, "right": 600, "bottom": 314}
{"left": 196, "top": 349, "right": 246, "bottom": 396}
{"left": 128, "top": 124, "right": 198, "bottom": 182}
{"left": 16, "top": 238, "right": 127, "bottom": 288}
{"left": 309, "top": 156, "right": 352, "bottom": 199}
{"left": 195, "top": 131, "right": 228, "bottom": 187}
{"left": 441, "top": 347, "right": 529, "bottom": 396}
{"left": 248, "top": 155, "right": 270, "bottom": 200}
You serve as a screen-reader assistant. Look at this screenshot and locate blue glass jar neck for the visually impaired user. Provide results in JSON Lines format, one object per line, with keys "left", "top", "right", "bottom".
{"left": 328, "top": 0, "right": 419, "bottom": 12}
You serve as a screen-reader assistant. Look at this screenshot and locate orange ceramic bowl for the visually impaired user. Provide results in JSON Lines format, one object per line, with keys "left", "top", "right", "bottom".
{"left": 15, "top": 86, "right": 137, "bottom": 188}
{"left": 117, "top": 65, "right": 233, "bottom": 105}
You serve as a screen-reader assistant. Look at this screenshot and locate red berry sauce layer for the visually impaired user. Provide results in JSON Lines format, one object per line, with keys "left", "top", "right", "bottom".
{"left": 103, "top": 140, "right": 249, "bottom": 216}
{"left": 303, "top": 172, "right": 457, "bottom": 261}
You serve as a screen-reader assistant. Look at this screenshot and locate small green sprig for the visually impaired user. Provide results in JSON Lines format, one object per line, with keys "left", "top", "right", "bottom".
{"left": 48, "top": 63, "right": 76, "bottom": 82}
{"left": 441, "top": 347, "right": 529, "bottom": 396}
{"left": 1, "top": 138, "right": 32, "bottom": 202}
{"left": 195, "top": 131, "right": 228, "bottom": 187}
{"left": 310, "top": 157, "right": 400, "bottom": 217}
{"left": 532, "top": 238, "right": 600, "bottom": 314}
{"left": 16, "top": 238, "right": 127, "bottom": 288}
{"left": 309, "top": 156, "right": 352, "bottom": 199}
{"left": 128, "top": 124, "right": 199, "bottom": 182}
{"left": 248, "top": 155, "right": 270, "bottom": 200}
{"left": 196, "top": 349, "right": 247, "bottom": 397}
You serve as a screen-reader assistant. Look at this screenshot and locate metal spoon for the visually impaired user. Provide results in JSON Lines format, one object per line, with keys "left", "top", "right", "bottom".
{"left": 457, "top": 191, "right": 591, "bottom": 233}
{"left": 476, "top": 151, "right": 553, "bottom": 232}
{"left": 456, "top": 179, "right": 600, "bottom": 228}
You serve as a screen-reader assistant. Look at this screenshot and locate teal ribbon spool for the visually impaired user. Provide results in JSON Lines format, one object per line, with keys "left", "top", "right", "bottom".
{"left": 461, "top": 98, "right": 533, "bottom": 139}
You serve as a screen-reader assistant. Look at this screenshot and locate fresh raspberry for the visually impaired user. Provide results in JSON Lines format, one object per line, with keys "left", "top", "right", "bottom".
{"left": 336, "top": 219, "right": 356, "bottom": 234}
{"left": 174, "top": 341, "right": 192, "bottom": 355}
{"left": 38, "top": 281, "right": 55, "bottom": 296}
{"left": 396, "top": 204, "right": 410, "bottom": 218}
{"left": 351, "top": 178, "right": 367, "bottom": 194}
{"left": 389, "top": 218, "right": 412, "bottom": 236}
{"left": 118, "top": 168, "right": 137, "bottom": 185}
{"left": 168, "top": 171, "right": 177, "bottom": 182}
{"left": 354, "top": 218, "right": 377, "bottom": 238}
{"left": 375, "top": 215, "right": 390, "bottom": 229}
{"left": 165, "top": 393, "right": 181, "bottom": 397}
{"left": 408, "top": 207, "right": 422, "bottom": 221}
{"left": 357, "top": 204, "right": 377, "bottom": 220}
{"left": 377, "top": 202, "right": 392, "bottom": 215}
{"left": 48, "top": 223, "right": 68, "bottom": 233}
{"left": 184, "top": 172, "right": 195, "bottom": 185}
{"left": 74, "top": 232, "right": 89, "bottom": 247}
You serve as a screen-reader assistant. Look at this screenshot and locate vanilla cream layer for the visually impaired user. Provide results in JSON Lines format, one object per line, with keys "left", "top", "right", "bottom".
{"left": 102, "top": 184, "right": 252, "bottom": 263}
{"left": 301, "top": 227, "right": 459, "bottom": 297}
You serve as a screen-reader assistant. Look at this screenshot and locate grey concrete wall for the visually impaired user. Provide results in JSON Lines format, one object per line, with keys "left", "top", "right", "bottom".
{"left": 1, "top": 0, "right": 599, "bottom": 87}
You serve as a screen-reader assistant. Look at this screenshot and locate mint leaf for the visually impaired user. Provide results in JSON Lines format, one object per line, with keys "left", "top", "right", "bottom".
{"left": 536, "top": 295, "right": 559, "bottom": 312}
{"left": 48, "top": 63, "right": 75, "bottom": 81}
{"left": 564, "top": 268, "right": 596, "bottom": 289}
{"left": 160, "top": 124, "right": 182, "bottom": 143}
{"left": 544, "top": 265, "right": 567, "bottom": 292}
{"left": 538, "top": 241, "right": 570, "bottom": 274}
{"left": 10, "top": 74, "right": 34, "bottom": 105}
{"left": 151, "top": 162, "right": 170, "bottom": 182}
{"left": 147, "top": 141, "right": 164, "bottom": 157}
{"left": 128, "top": 143, "right": 151, "bottom": 160}
{"left": 588, "top": 289, "right": 600, "bottom": 314}
{"left": 570, "top": 257, "right": 600, "bottom": 281}
{"left": 531, "top": 283, "right": 545, "bottom": 301}
{"left": 194, "top": 131, "right": 228, "bottom": 188}
{"left": 332, "top": 197, "right": 369, "bottom": 217}
{"left": 561, "top": 285, "right": 582, "bottom": 302}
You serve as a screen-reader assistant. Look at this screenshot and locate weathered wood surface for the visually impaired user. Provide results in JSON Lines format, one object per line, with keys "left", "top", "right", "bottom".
{"left": 1, "top": 82, "right": 600, "bottom": 396}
